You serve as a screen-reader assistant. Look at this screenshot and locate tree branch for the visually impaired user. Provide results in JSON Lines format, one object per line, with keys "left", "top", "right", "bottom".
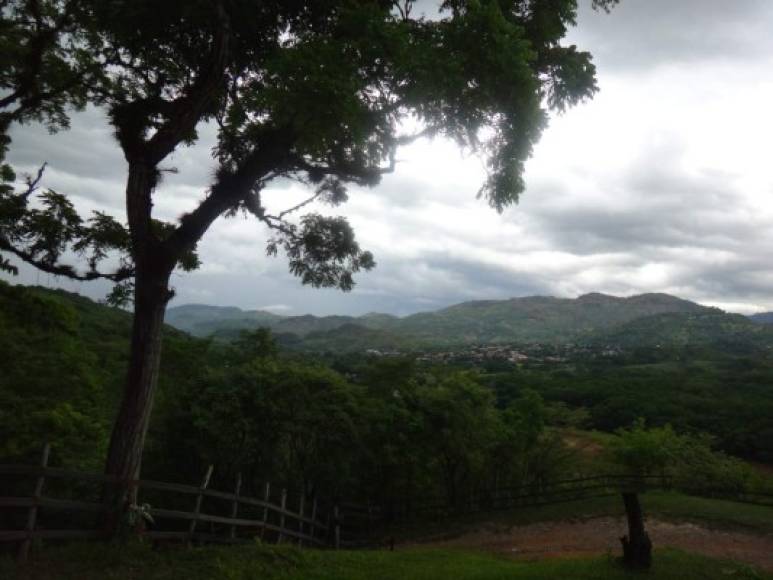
{"left": 0, "top": 0, "right": 80, "bottom": 118}
{"left": 164, "top": 129, "right": 294, "bottom": 259}
{"left": 285, "top": 127, "right": 433, "bottom": 185}
{"left": 18, "top": 162, "right": 47, "bottom": 201}
{"left": 0, "top": 238, "right": 133, "bottom": 282}
{"left": 276, "top": 191, "right": 325, "bottom": 219}
{"left": 144, "top": 2, "right": 231, "bottom": 165}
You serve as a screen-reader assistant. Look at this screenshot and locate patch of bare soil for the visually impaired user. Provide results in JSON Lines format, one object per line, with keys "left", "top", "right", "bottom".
{"left": 407, "top": 517, "right": 773, "bottom": 571}
{"left": 562, "top": 434, "right": 604, "bottom": 458}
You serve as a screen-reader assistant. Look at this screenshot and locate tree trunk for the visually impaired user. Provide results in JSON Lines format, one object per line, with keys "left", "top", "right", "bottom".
{"left": 102, "top": 259, "right": 172, "bottom": 531}
{"left": 620, "top": 492, "right": 652, "bottom": 569}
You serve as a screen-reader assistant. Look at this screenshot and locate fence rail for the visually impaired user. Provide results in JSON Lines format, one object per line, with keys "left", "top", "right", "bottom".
{"left": 3, "top": 447, "right": 772, "bottom": 559}
{"left": 335, "top": 473, "right": 773, "bottom": 548}
{"left": 0, "top": 445, "right": 339, "bottom": 562}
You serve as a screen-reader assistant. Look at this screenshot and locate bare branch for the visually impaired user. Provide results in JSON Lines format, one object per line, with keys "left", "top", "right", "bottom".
{"left": 19, "top": 162, "right": 47, "bottom": 201}
{"left": 276, "top": 191, "right": 325, "bottom": 219}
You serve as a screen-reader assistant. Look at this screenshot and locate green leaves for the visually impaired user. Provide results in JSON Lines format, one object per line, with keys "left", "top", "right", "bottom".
{"left": 0, "top": 169, "right": 135, "bottom": 282}
{"left": 610, "top": 419, "right": 753, "bottom": 495}
{"left": 267, "top": 213, "right": 375, "bottom": 291}
{"left": 3, "top": 0, "right": 611, "bottom": 300}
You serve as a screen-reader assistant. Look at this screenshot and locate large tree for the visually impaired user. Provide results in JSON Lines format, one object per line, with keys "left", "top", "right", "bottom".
{"left": 1, "top": 0, "right": 617, "bottom": 516}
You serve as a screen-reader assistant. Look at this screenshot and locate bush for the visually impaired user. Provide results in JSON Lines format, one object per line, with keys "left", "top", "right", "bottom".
{"left": 610, "top": 419, "right": 752, "bottom": 496}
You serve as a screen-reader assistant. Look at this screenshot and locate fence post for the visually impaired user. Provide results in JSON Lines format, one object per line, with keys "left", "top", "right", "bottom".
{"left": 278, "top": 488, "right": 287, "bottom": 543}
{"left": 17, "top": 443, "right": 51, "bottom": 563}
{"left": 187, "top": 464, "right": 214, "bottom": 547}
{"left": 228, "top": 473, "right": 242, "bottom": 541}
{"left": 333, "top": 505, "right": 341, "bottom": 550}
{"left": 260, "top": 481, "right": 270, "bottom": 540}
{"left": 297, "top": 492, "right": 306, "bottom": 547}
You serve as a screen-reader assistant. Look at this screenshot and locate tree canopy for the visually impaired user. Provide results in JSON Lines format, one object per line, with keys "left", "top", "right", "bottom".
{"left": 2, "top": 0, "right": 618, "bottom": 291}
{"left": 0, "top": 0, "right": 620, "bottom": 515}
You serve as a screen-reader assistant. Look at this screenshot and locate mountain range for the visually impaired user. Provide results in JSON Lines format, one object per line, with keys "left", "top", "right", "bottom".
{"left": 750, "top": 312, "right": 773, "bottom": 325}
{"left": 166, "top": 293, "right": 773, "bottom": 352}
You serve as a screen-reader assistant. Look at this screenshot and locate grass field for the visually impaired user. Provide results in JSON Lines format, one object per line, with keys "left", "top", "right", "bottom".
{"left": 2, "top": 543, "right": 771, "bottom": 580}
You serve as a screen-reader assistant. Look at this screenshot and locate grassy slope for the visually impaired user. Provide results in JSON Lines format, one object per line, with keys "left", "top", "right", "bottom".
{"left": 3, "top": 544, "right": 771, "bottom": 580}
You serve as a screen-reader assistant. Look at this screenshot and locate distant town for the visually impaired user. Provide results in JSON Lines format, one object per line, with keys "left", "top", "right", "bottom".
{"left": 365, "top": 343, "right": 624, "bottom": 365}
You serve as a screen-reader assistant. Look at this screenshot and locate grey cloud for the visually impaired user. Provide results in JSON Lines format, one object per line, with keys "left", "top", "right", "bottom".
{"left": 519, "top": 135, "right": 773, "bottom": 309}
{"left": 572, "top": 0, "right": 773, "bottom": 71}
{"left": 7, "top": 107, "right": 125, "bottom": 184}
{"left": 5, "top": 1, "right": 773, "bottom": 317}
{"left": 527, "top": 135, "right": 761, "bottom": 255}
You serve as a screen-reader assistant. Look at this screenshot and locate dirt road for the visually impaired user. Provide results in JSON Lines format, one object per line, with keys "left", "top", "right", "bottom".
{"left": 410, "top": 516, "right": 773, "bottom": 571}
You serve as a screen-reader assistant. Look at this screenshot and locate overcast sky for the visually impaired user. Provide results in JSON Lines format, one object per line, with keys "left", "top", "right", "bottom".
{"left": 5, "top": 0, "right": 773, "bottom": 316}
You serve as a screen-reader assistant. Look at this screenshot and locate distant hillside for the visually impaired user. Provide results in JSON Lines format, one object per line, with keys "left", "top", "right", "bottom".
{"left": 750, "top": 312, "right": 773, "bottom": 325}
{"left": 165, "top": 304, "right": 284, "bottom": 335}
{"left": 592, "top": 310, "right": 773, "bottom": 354}
{"left": 391, "top": 292, "right": 711, "bottom": 347}
{"left": 167, "top": 292, "right": 716, "bottom": 351}
{"left": 298, "top": 323, "right": 413, "bottom": 353}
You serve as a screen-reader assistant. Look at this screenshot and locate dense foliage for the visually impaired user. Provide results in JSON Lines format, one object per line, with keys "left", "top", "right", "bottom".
{"left": 0, "top": 281, "right": 205, "bottom": 469}
{"left": 482, "top": 355, "right": 773, "bottom": 462}
{"left": 2, "top": 283, "right": 771, "bottom": 509}
{"left": 0, "top": 283, "right": 568, "bottom": 505}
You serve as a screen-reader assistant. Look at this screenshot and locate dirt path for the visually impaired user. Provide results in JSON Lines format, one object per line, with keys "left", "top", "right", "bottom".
{"left": 408, "top": 517, "right": 773, "bottom": 571}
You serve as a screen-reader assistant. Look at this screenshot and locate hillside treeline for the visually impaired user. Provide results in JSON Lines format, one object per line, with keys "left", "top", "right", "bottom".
{"left": 1, "top": 282, "right": 771, "bottom": 506}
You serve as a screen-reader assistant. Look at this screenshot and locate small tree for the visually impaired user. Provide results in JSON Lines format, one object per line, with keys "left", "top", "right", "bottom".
{"left": 1, "top": 0, "right": 618, "bottom": 517}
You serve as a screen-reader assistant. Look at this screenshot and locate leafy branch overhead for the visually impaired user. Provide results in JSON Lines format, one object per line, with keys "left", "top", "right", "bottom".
{"left": 0, "top": 164, "right": 200, "bottom": 293}
{"left": 1, "top": 0, "right": 614, "bottom": 299}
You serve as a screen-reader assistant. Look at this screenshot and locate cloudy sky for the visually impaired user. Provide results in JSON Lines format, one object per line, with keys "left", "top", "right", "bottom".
{"left": 5, "top": 0, "right": 773, "bottom": 316}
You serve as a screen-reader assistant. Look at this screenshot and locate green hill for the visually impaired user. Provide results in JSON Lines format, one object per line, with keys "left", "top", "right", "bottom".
{"left": 167, "top": 292, "right": 715, "bottom": 350}
{"left": 593, "top": 311, "right": 773, "bottom": 355}
{"left": 750, "top": 312, "right": 773, "bottom": 325}
{"left": 0, "top": 281, "right": 205, "bottom": 468}
{"left": 394, "top": 293, "right": 711, "bottom": 346}
{"left": 298, "top": 323, "right": 414, "bottom": 352}
{"left": 165, "top": 303, "right": 284, "bottom": 335}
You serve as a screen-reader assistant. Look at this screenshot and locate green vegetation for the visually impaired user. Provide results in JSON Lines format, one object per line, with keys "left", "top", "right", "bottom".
{"left": 3, "top": 281, "right": 771, "bottom": 506}
{"left": 2, "top": 0, "right": 619, "bottom": 496}
{"left": 3, "top": 4, "right": 771, "bottom": 574}
{"left": 166, "top": 292, "right": 723, "bottom": 348}
{"left": 610, "top": 420, "right": 753, "bottom": 495}
{"left": 2, "top": 285, "right": 773, "bottom": 577}
{"left": 483, "top": 356, "right": 773, "bottom": 462}
{"left": 165, "top": 296, "right": 773, "bottom": 372}
{"left": 0, "top": 282, "right": 572, "bottom": 506}
{"left": 0, "top": 281, "right": 205, "bottom": 469}
{"left": 2, "top": 544, "right": 771, "bottom": 580}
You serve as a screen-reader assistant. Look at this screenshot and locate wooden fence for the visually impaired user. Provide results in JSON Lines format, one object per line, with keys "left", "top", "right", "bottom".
{"left": 0, "top": 444, "right": 337, "bottom": 562}
{"left": 373, "top": 474, "right": 773, "bottom": 523}
{"left": 336, "top": 473, "right": 665, "bottom": 547}
{"left": 3, "top": 446, "right": 772, "bottom": 558}
{"left": 335, "top": 473, "right": 773, "bottom": 548}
